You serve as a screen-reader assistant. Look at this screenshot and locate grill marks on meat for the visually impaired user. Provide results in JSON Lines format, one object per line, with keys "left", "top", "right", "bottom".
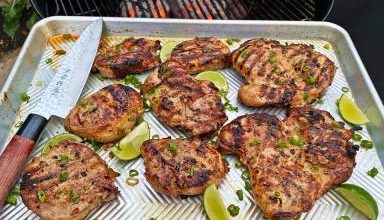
{"left": 168, "top": 37, "right": 231, "bottom": 74}
{"left": 64, "top": 84, "right": 144, "bottom": 143}
{"left": 141, "top": 138, "right": 228, "bottom": 196}
{"left": 142, "top": 61, "right": 227, "bottom": 137}
{"left": 20, "top": 141, "right": 118, "bottom": 220}
{"left": 231, "top": 39, "right": 336, "bottom": 107}
{"left": 217, "top": 108, "right": 356, "bottom": 220}
{"left": 93, "top": 38, "right": 161, "bottom": 78}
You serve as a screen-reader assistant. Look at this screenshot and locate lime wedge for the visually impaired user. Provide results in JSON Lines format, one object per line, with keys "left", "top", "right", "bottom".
{"left": 338, "top": 94, "right": 369, "bottom": 125}
{"left": 204, "top": 184, "right": 230, "bottom": 220}
{"left": 42, "top": 133, "right": 82, "bottom": 154}
{"left": 195, "top": 71, "right": 229, "bottom": 92}
{"left": 160, "top": 41, "right": 178, "bottom": 62}
{"left": 334, "top": 184, "right": 378, "bottom": 220}
{"left": 111, "top": 121, "right": 150, "bottom": 160}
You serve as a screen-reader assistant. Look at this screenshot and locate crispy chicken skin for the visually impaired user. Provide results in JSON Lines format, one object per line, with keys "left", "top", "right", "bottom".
{"left": 217, "top": 107, "right": 356, "bottom": 220}
{"left": 20, "top": 141, "right": 118, "bottom": 220}
{"left": 231, "top": 39, "right": 336, "bottom": 107}
{"left": 64, "top": 84, "right": 144, "bottom": 143}
{"left": 93, "top": 38, "right": 161, "bottom": 78}
{"left": 141, "top": 138, "right": 228, "bottom": 196}
{"left": 169, "top": 37, "right": 231, "bottom": 74}
{"left": 142, "top": 61, "right": 227, "bottom": 137}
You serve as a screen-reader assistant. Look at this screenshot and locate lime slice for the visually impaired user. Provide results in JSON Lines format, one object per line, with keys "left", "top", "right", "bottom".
{"left": 334, "top": 184, "right": 378, "bottom": 220}
{"left": 42, "top": 133, "right": 82, "bottom": 154}
{"left": 111, "top": 121, "right": 150, "bottom": 160}
{"left": 338, "top": 94, "right": 369, "bottom": 125}
{"left": 195, "top": 71, "right": 229, "bottom": 92}
{"left": 160, "top": 41, "right": 178, "bottom": 62}
{"left": 204, "top": 184, "right": 230, "bottom": 220}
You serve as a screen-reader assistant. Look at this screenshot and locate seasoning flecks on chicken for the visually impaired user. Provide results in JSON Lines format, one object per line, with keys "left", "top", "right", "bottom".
{"left": 231, "top": 38, "right": 336, "bottom": 107}
{"left": 93, "top": 38, "right": 161, "bottom": 78}
{"left": 141, "top": 138, "right": 228, "bottom": 196}
{"left": 169, "top": 37, "right": 231, "bottom": 74}
{"left": 64, "top": 84, "right": 144, "bottom": 143}
{"left": 20, "top": 141, "right": 118, "bottom": 220}
{"left": 142, "top": 61, "right": 227, "bottom": 137}
{"left": 217, "top": 107, "right": 356, "bottom": 220}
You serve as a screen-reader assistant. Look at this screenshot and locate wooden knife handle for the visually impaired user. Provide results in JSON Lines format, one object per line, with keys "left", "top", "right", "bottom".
{"left": 0, "top": 114, "right": 47, "bottom": 207}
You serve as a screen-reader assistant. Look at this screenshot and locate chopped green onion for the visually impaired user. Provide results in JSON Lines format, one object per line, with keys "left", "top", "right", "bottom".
{"left": 123, "top": 74, "right": 143, "bottom": 89}
{"left": 306, "top": 76, "right": 316, "bottom": 85}
{"left": 323, "top": 44, "right": 330, "bottom": 50}
{"left": 235, "top": 161, "right": 242, "bottom": 169}
{"left": 35, "top": 81, "right": 43, "bottom": 87}
{"left": 269, "top": 56, "right": 277, "bottom": 64}
{"left": 336, "top": 216, "right": 351, "bottom": 220}
{"left": 129, "top": 169, "right": 139, "bottom": 177}
{"left": 240, "top": 50, "right": 250, "bottom": 58}
{"left": 188, "top": 164, "right": 196, "bottom": 177}
{"left": 227, "top": 204, "right": 240, "bottom": 217}
{"left": 15, "top": 121, "right": 23, "bottom": 128}
{"left": 225, "top": 38, "right": 241, "bottom": 45}
{"left": 244, "top": 180, "right": 251, "bottom": 191}
{"left": 241, "top": 170, "right": 250, "bottom": 180}
{"left": 45, "top": 58, "right": 53, "bottom": 64}
{"left": 5, "top": 195, "right": 17, "bottom": 206}
{"left": 289, "top": 135, "right": 304, "bottom": 146}
{"left": 341, "top": 87, "right": 349, "bottom": 93}
{"left": 236, "top": 190, "right": 243, "bottom": 201}
{"left": 152, "top": 134, "right": 160, "bottom": 139}
{"left": 367, "top": 167, "right": 378, "bottom": 178}
{"left": 302, "top": 65, "right": 311, "bottom": 72}
{"left": 277, "top": 140, "right": 287, "bottom": 148}
{"left": 89, "top": 140, "right": 102, "bottom": 152}
{"left": 352, "top": 133, "right": 362, "bottom": 141}
{"left": 169, "top": 142, "right": 177, "bottom": 156}
{"left": 303, "top": 91, "right": 309, "bottom": 101}
{"left": 97, "top": 75, "right": 106, "bottom": 81}
{"left": 69, "top": 190, "right": 79, "bottom": 203}
{"left": 37, "top": 190, "right": 46, "bottom": 203}
{"left": 58, "top": 155, "right": 69, "bottom": 166}
{"left": 360, "top": 140, "right": 373, "bottom": 149}
{"left": 55, "top": 49, "right": 66, "bottom": 55}
{"left": 274, "top": 191, "right": 281, "bottom": 198}
{"left": 126, "top": 177, "right": 139, "bottom": 186}
{"left": 274, "top": 66, "right": 281, "bottom": 74}
{"left": 20, "top": 92, "right": 30, "bottom": 102}
{"left": 249, "top": 139, "right": 260, "bottom": 147}
{"left": 59, "top": 171, "right": 68, "bottom": 182}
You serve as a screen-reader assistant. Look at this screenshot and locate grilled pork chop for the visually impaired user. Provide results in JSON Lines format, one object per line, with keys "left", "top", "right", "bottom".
{"left": 217, "top": 107, "right": 356, "bottom": 220}
{"left": 231, "top": 39, "right": 336, "bottom": 107}
{"left": 169, "top": 37, "right": 231, "bottom": 74}
{"left": 64, "top": 84, "right": 144, "bottom": 143}
{"left": 21, "top": 141, "right": 118, "bottom": 220}
{"left": 142, "top": 61, "right": 227, "bottom": 137}
{"left": 93, "top": 38, "right": 161, "bottom": 78}
{"left": 141, "top": 138, "right": 228, "bottom": 196}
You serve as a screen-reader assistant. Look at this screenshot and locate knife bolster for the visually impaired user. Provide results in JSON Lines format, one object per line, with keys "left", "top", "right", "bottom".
{"left": 16, "top": 114, "right": 48, "bottom": 141}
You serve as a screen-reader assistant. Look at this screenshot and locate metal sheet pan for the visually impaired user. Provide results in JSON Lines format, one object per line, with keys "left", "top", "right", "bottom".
{"left": 0, "top": 17, "right": 383, "bottom": 220}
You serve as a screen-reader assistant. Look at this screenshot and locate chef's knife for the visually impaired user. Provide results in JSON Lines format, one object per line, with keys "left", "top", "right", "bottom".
{"left": 0, "top": 18, "right": 103, "bottom": 207}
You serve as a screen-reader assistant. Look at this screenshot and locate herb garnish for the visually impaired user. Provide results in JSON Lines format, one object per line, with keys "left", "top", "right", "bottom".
{"left": 236, "top": 190, "right": 243, "bottom": 201}
{"left": 227, "top": 204, "right": 240, "bottom": 217}
{"left": 169, "top": 142, "right": 177, "bottom": 156}
{"left": 219, "top": 90, "right": 238, "bottom": 112}
{"left": 225, "top": 38, "right": 241, "bottom": 45}
{"left": 360, "top": 140, "right": 373, "bottom": 149}
{"left": 20, "top": 92, "right": 30, "bottom": 102}
{"left": 249, "top": 139, "right": 260, "bottom": 147}
{"left": 5, "top": 186, "right": 20, "bottom": 206}
{"left": 123, "top": 74, "right": 143, "bottom": 89}
{"left": 59, "top": 171, "right": 69, "bottom": 182}
{"left": 69, "top": 190, "right": 79, "bottom": 203}
{"left": 37, "top": 190, "right": 46, "bottom": 202}
{"left": 367, "top": 167, "right": 378, "bottom": 178}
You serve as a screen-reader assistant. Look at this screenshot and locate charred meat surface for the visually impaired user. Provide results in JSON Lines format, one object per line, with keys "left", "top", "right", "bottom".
{"left": 169, "top": 37, "right": 231, "bottom": 74}
{"left": 231, "top": 39, "right": 336, "bottom": 107}
{"left": 141, "top": 138, "right": 228, "bottom": 196}
{"left": 93, "top": 38, "right": 161, "bottom": 78}
{"left": 142, "top": 61, "right": 227, "bottom": 137}
{"left": 217, "top": 107, "right": 356, "bottom": 220}
{"left": 64, "top": 84, "right": 144, "bottom": 143}
{"left": 20, "top": 141, "right": 118, "bottom": 220}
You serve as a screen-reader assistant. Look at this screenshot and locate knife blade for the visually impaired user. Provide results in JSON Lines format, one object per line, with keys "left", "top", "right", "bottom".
{"left": 0, "top": 18, "right": 103, "bottom": 207}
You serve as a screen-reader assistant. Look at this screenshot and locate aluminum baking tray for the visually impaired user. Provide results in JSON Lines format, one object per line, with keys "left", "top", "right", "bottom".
{"left": 0, "top": 17, "right": 383, "bottom": 220}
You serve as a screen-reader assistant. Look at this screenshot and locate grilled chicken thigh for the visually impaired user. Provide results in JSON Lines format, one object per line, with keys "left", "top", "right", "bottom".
{"left": 141, "top": 138, "right": 228, "bottom": 196}
{"left": 93, "top": 38, "right": 161, "bottom": 78}
{"left": 169, "top": 37, "right": 231, "bottom": 74}
{"left": 231, "top": 39, "right": 336, "bottom": 107}
{"left": 217, "top": 107, "right": 356, "bottom": 220}
{"left": 64, "top": 84, "right": 144, "bottom": 143}
{"left": 142, "top": 61, "right": 227, "bottom": 137}
{"left": 21, "top": 141, "right": 118, "bottom": 220}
